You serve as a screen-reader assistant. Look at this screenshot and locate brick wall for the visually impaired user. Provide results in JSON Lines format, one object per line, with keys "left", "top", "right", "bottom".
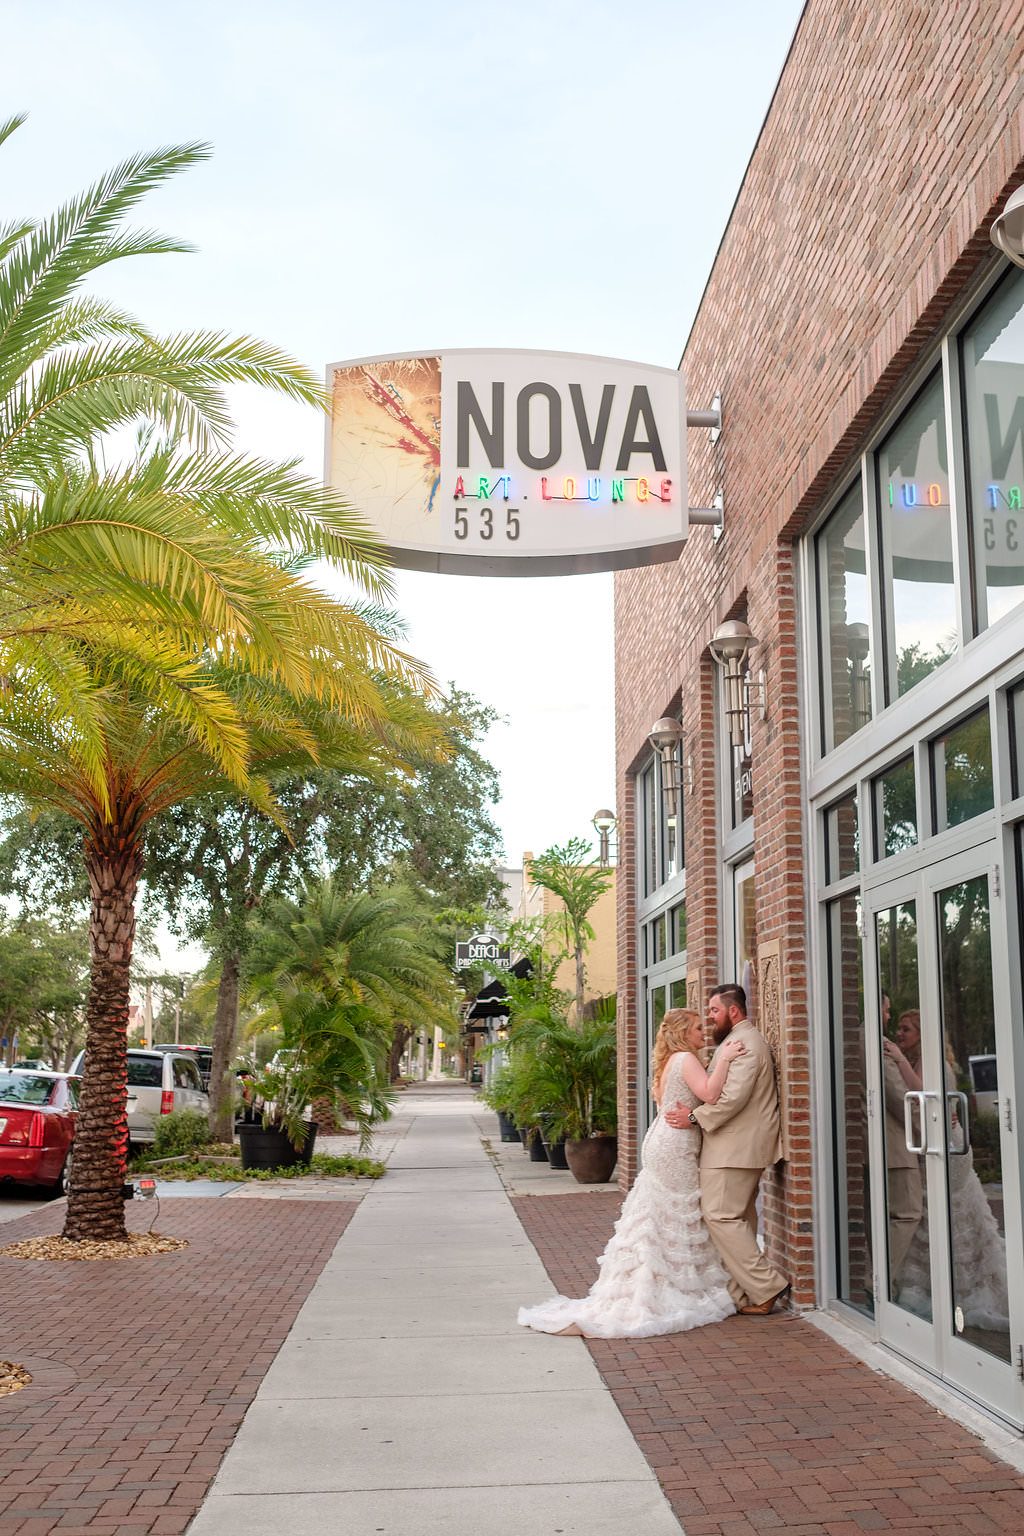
{"left": 614, "top": 0, "right": 1024, "bottom": 1302}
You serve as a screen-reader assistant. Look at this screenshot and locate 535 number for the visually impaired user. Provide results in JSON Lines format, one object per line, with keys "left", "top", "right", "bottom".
{"left": 454, "top": 506, "right": 520, "bottom": 541}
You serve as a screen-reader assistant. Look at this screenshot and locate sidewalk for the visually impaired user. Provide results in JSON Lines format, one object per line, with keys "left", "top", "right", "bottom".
{"left": 2, "top": 1082, "right": 1024, "bottom": 1536}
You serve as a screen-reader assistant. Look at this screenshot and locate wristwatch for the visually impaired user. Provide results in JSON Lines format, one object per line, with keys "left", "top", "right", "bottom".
{"left": 688, "top": 1110, "right": 698, "bottom": 1126}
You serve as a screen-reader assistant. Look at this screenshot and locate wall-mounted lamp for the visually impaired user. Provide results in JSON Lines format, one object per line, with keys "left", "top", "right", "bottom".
{"left": 647, "top": 716, "right": 690, "bottom": 797}
{"left": 591, "top": 807, "right": 618, "bottom": 867}
{"left": 991, "top": 186, "right": 1024, "bottom": 268}
{"left": 845, "top": 621, "right": 871, "bottom": 728}
{"left": 707, "top": 620, "right": 767, "bottom": 749}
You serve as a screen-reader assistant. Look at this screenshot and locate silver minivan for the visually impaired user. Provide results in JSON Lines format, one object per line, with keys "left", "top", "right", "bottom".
{"left": 70, "top": 1048, "right": 209, "bottom": 1147}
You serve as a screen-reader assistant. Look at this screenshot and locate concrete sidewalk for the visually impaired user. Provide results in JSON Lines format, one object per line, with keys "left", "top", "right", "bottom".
{"left": 188, "top": 1081, "right": 680, "bottom": 1535}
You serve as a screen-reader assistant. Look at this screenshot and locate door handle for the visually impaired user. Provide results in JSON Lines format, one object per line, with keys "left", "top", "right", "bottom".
{"left": 947, "top": 1090, "right": 970, "bottom": 1155}
{"left": 904, "top": 1091, "right": 926, "bottom": 1154}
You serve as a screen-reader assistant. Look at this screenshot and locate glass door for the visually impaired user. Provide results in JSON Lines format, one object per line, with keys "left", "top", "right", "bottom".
{"left": 866, "top": 849, "right": 1023, "bottom": 1422}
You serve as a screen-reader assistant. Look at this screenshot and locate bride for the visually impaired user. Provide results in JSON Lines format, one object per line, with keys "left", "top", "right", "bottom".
{"left": 518, "top": 1007, "right": 745, "bottom": 1339}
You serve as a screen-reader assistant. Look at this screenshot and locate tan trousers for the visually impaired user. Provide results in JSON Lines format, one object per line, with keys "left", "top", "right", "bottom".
{"left": 700, "top": 1165, "right": 788, "bottom": 1310}
{"left": 886, "top": 1164, "right": 923, "bottom": 1285}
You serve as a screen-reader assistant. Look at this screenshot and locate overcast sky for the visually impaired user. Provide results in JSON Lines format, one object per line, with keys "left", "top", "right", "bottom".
{"left": 2, "top": 0, "right": 804, "bottom": 920}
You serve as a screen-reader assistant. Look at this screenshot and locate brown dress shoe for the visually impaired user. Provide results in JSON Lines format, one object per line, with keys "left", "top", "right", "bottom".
{"left": 738, "top": 1284, "right": 791, "bottom": 1315}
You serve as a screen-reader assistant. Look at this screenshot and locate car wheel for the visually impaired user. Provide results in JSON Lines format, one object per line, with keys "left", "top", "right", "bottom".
{"left": 45, "top": 1150, "right": 72, "bottom": 1200}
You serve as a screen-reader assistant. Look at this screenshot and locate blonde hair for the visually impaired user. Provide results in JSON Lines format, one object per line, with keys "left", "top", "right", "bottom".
{"left": 651, "top": 1008, "right": 704, "bottom": 1101}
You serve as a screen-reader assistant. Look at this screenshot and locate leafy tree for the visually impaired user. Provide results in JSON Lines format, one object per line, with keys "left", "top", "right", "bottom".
{"left": 525, "top": 837, "right": 613, "bottom": 1018}
{"left": 0, "top": 917, "right": 88, "bottom": 1068}
{"left": 140, "top": 685, "right": 504, "bottom": 1131}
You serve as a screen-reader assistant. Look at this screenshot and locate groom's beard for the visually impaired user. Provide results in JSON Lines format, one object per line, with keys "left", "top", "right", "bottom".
{"left": 711, "top": 1019, "right": 733, "bottom": 1046}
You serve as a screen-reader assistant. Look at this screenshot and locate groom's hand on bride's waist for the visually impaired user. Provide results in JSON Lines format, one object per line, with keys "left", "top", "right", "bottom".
{"left": 664, "top": 1101, "right": 697, "bottom": 1130}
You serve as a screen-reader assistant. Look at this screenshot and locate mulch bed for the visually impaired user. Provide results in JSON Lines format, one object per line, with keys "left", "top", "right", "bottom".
{"left": 0, "top": 1197, "right": 356, "bottom": 1535}
{"left": 514, "top": 1191, "right": 1024, "bottom": 1536}
{"left": 0, "top": 1364, "right": 30, "bottom": 1398}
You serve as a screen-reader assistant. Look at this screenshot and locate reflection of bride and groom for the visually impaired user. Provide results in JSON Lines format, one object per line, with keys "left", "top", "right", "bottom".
{"left": 519, "top": 984, "right": 790, "bottom": 1340}
{"left": 883, "top": 1007, "right": 1008, "bottom": 1332}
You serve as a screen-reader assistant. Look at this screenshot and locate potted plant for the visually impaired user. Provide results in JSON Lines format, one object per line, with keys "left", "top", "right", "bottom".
{"left": 478, "top": 1064, "right": 520, "bottom": 1143}
{"left": 236, "top": 1060, "right": 320, "bottom": 1170}
{"left": 512, "top": 1012, "right": 618, "bottom": 1183}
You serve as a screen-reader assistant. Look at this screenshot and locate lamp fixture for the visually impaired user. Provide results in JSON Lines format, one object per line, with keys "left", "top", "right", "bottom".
{"left": 708, "top": 620, "right": 767, "bottom": 749}
{"left": 991, "top": 186, "right": 1024, "bottom": 269}
{"left": 647, "top": 716, "right": 690, "bottom": 798}
{"left": 591, "top": 807, "right": 618, "bottom": 867}
{"left": 845, "top": 621, "right": 871, "bottom": 728}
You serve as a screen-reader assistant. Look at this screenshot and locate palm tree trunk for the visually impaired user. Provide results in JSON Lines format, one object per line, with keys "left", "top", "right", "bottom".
{"left": 209, "top": 948, "right": 241, "bottom": 1142}
{"left": 63, "top": 829, "right": 142, "bottom": 1242}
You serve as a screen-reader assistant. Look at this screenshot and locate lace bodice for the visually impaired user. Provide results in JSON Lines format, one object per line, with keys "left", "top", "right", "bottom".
{"left": 642, "top": 1053, "right": 701, "bottom": 1191}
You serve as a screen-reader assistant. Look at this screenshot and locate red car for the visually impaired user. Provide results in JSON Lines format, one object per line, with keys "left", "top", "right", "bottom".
{"left": 0, "top": 1069, "right": 79, "bottom": 1196}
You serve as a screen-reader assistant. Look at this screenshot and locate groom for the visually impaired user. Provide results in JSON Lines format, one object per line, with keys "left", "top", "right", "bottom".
{"left": 665, "top": 983, "right": 789, "bottom": 1315}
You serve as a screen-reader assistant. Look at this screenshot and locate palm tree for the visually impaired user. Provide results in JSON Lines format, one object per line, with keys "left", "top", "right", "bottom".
{"left": 526, "top": 838, "right": 613, "bottom": 1019}
{"left": 247, "top": 881, "right": 457, "bottom": 1143}
{"left": 0, "top": 126, "right": 446, "bottom": 1239}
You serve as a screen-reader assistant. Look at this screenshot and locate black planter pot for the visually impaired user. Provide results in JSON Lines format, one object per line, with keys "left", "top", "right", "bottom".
{"left": 237, "top": 1120, "right": 318, "bottom": 1171}
{"left": 542, "top": 1135, "right": 570, "bottom": 1170}
{"left": 496, "top": 1110, "right": 519, "bottom": 1143}
{"left": 527, "top": 1128, "right": 549, "bottom": 1162}
{"left": 518, "top": 1126, "right": 530, "bottom": 1149}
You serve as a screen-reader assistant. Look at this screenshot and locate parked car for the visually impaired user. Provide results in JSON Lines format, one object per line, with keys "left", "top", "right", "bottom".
{"left": 0, "top": 1068, "right": 79, "bottom": 1195}
{"left": 70, "top": 1048, "right": 209, "bottom": 1148}
{"left": 968, "top": 1054, "right": 999, "bottom": 1116}
{"left": 151, "top": 1042, "right": 213, "bottom": 1090}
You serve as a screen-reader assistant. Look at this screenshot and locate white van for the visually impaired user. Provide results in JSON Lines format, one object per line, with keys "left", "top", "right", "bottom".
{"left": 70, "top": 1048, "right": 209, "bottom": 1147}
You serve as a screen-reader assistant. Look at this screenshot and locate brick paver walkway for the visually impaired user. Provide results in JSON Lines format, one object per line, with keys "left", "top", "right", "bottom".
{"left": 0, "top": 1198, "right": 356, "bottom": 1535}
{"left": 515, "top": 1192, "right": 1024, "bottom": 1536}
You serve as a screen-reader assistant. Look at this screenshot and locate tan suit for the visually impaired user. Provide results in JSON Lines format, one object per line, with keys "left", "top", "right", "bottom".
{"left": 882, "top": 1053, "right": 923, "bottom": 1281}
{"left": 690, "top": 1020, "right": 787, "bottom": 1309}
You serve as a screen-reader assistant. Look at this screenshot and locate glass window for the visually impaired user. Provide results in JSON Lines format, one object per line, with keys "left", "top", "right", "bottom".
{"left": 671, "top": 901, "right": 687, "bottom": 954}
{"left": 875, "top": 901, "right": 927, "bottom": 1316}
{"left": 961, "top": 267, "right": 1024, "bottom": 627}
{"left": 670, "top": 977, "right": 687, "bottom": 1008}
{"left": 126, "top": 1057, "right": 163, "bottom": 1088}
{"left": 0, "top": 1072, "right": 57, "bottom": 1105}
{"left": 935, "top": 875, "right": 1008, "bottom": 1360}
{"left": 639, "top": 763, "right": 657, "bottom": 899}
{"left": 1009, "top": 681, "right": 1024, "bottom": 800}
{"left": 873, "top": 755, "right": 917, "bottom": 859}
{"left": 931, "top": 708, "right": 994, "bottom": 832}
{"left": 824, "top": 791, "right": 859, "bottom": 883}
{"left": 818, "top": 483, "right": 873, "bottom": 749}
{"left": 877, "top": 373, "right": 957, "bottom": 698}
{"left": 729, "top": 663, "right": 754, "bottom": 830}
{"left": 825, "top": 893, "right": 870, "bottom": 1315}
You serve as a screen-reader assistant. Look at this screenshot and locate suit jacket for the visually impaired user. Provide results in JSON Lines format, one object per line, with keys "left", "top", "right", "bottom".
{"left": 882, "top": 1052, "right": 925, "bottom": 1168}
{"left": 691, "top": 1020, "right": 783, "bottom": 1170}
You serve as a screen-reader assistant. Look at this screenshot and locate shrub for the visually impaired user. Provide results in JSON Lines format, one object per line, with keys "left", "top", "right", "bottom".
{"left": 152, "top": 1109, "right": 214, "bottom": 1160}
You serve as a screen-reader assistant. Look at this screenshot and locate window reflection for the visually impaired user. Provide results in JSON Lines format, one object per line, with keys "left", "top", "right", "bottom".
{"left": 873, "top": 755, "right": 917, "bottom": 858}
{"left": 875, "top": 902, "right": 928, "bottom": 1316}
{"left": 826, "top": 893, "right": 871, "bottom": 1315}
{"left": 877, "top": 374, "right": 957, "bottom": 697}
{"left": 932, "top": 709, "right": 994, "bottom": 832}
{"left": 818, "top": 484, "right": 872, "bottom": 749}
{"left": 824, "top": 791, "right": 859, "bottom": 883}
{"left": 962, "top": 268, "right": 1024, "bottom": 626}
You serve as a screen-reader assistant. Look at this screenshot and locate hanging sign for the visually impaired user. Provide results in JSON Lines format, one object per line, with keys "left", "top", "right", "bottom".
{"left": 455, "top": 935, "right": 512, "bottom": 970}
{"left": 326, "top": 349, "right": 688, "bottom": 575}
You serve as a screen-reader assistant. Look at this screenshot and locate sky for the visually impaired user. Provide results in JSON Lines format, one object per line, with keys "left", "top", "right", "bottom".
{"left": 1, "top": 0, "right": 805, "bottom": 953}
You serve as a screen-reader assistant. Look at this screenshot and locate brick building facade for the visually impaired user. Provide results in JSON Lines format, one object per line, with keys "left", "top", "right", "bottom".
{"left": 613, "top": 0, "right": 1024, "bottom": 1425}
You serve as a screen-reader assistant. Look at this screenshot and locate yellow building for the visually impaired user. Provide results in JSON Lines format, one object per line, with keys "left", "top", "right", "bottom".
{"left": 516, "top": 852, "right": 617, "bottom": 1014}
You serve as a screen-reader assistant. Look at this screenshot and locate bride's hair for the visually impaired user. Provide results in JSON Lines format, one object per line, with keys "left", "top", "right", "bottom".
{"left": 651, "top": 1008, "right": 705, "bottom": 1100}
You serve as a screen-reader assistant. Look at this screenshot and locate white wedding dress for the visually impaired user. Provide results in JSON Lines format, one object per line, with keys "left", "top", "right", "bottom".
{"left": 517, "top": 1053, "right": 735, "bottom": 1339}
